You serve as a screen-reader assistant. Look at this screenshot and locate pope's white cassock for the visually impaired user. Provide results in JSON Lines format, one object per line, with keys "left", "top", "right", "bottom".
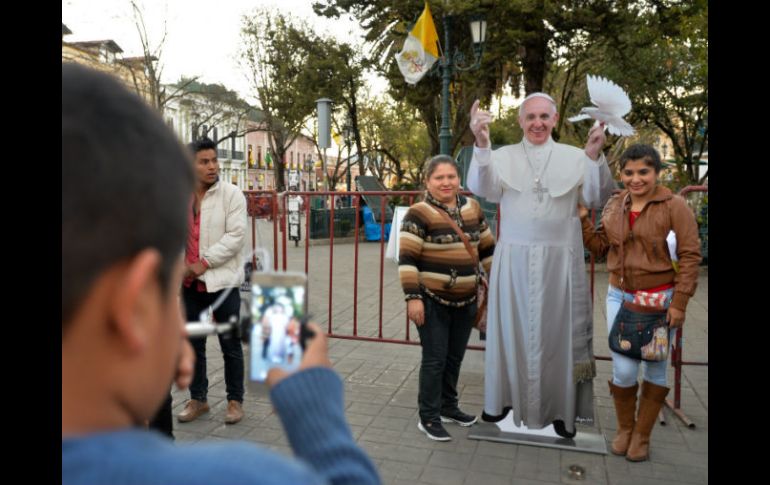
{"left": 467, "top": 137, "right": 615, "bottom": 433}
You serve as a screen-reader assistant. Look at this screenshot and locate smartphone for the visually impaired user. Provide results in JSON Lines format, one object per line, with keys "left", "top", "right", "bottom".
{"left": 247, "top": 271, "right": 308, "bottom": 383}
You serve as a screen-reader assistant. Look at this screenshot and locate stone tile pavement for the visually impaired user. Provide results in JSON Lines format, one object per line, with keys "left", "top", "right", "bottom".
{"left": 173, "top": 225, "right": 708, "bottom": 484}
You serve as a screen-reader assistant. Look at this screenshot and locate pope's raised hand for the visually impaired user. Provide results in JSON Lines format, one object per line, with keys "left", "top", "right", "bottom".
{"left": 470, "top": 99, "right": 493, "bottom": 149}
{"left": 584, "top": 122, "right": 607, "bottom": 161}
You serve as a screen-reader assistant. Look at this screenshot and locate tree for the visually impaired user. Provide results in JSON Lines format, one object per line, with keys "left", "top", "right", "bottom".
{"left": 603, "top": 1, "right": 708, "bottom": 186}
{"left": 173, "top": 80, "right": 252, "bottom": 145}
{"left": 546, "top": 0, "right": 708, "bottom": 186}
{"left": 295, "top": 37, "right": 365, "bottom": 191}
{"left": 315, "top": 1, "right": 707, "bottom": 186}
{"left": 61, "top": 2, "right": 196, "bottom": 113}
{"left": 241, "top": 10, "right": 333, "bottom": 191}
{"left": 326, "top": 118, "right": 352, "bottom": 191}
{"left": 356, "top": 94, "right": 431, "bottom": 187}
{"left": 488, "top": 105, "right": 523, "bottom": 147}
{"left": 313, "top": 41, "right": 368, "bottom": 180}
{"left": 312, "top": 1, "right": 632, "bottom": 155}
{"left": 314, "top": 0, "right": 500, "bottom": 156}
{"left": 129, "top": 1, "right": 196, "bottom": 115}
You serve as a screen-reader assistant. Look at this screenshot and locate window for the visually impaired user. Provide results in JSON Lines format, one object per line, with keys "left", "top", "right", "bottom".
{"left": 100, "top": 47, "right": 115, "bottom": 64}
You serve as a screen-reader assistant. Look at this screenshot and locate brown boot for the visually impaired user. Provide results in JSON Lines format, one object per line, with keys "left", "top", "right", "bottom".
{"left": 177, "top": 399, "right": 210, "bottom": 423}
{"left": 608, "top": 380, "right": 638, "bottom": 456}
{"left": 626, "top": 381, "right": 669, "bottom": 462}
{"left": 225, "top": 400, "right": 244, "bottom": 424}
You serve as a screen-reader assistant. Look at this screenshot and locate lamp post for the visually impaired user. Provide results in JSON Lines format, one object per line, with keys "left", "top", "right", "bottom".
{"left": 438, "top": 13, "right": 487, "bottom": 156}
{"left": 316, "top": 98, "right": 333, "bottom": 191}
{"left": 342, "top": 119, "right": 353, "bottom": 205}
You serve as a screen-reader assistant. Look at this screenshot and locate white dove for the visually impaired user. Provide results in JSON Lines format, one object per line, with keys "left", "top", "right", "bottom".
{"left": 568, "top": 75, "right": 635, "bottom": 137}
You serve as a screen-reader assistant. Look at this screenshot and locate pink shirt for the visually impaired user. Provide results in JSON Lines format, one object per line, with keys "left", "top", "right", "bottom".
{"left": 184, "top": 199, "right": 209, "bottom": 290}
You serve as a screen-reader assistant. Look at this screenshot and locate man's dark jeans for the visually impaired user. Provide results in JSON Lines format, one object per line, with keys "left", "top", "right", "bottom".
{"left": 184, "top": 285, "right": 244, "bottom": 403}
{"left": 149, "top": 394, "right": 174, "bottom": 439}
{"left": 416, "top": 297, "right": 476, "bottom": 423}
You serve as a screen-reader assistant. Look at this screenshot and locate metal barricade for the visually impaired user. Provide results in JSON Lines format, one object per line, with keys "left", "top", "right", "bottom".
{"left": 243, "top": 185, "right": 707, "bottom": 428}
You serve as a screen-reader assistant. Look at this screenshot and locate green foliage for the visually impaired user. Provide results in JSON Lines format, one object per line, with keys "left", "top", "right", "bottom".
{"left": 599, "top": 1, "right": 707, "bottom": 186}
{"left": 357, "top": 94, "right": 431, "bottom": 187}
{"left": 241, "top": 11, "right": 318, "bottom": 190}
{"left": 489, "top": 106, "right": 523, "bottom": 146}
{"left": 545, "top": 1, "right": 707, "bottom": 187}
{"left": 241, "top": 9, "right": 370, "bottom": 190}
{"left": 313, "top": 0, "right": 707, "bottom": 187}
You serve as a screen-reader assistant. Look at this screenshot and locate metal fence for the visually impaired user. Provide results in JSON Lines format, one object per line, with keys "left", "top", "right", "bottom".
{"left": 242, "top": 186, "right": 707, "bottom": 427}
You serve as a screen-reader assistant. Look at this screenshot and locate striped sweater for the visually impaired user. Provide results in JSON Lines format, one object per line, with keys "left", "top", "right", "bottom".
{"left": 398, "top": 193, "right": 496, "bottom": 306}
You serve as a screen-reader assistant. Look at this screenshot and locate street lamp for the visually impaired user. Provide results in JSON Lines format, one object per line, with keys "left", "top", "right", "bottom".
{"left": 438, "top": 13, "right": 488, "bottom": 155}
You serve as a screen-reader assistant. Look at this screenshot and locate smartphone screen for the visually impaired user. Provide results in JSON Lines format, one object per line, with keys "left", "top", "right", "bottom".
{"left": 248, "top": 272, "right": 307, "bottom": 382}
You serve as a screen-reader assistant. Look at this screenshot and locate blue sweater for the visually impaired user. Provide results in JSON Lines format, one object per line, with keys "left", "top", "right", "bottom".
{"left": 62, "top": 368, "right": 380, "bottom": 485}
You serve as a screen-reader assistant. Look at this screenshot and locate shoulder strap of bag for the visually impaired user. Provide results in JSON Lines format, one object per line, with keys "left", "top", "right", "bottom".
{"left": 435, "top": 206, "right": 480, "bottom": 269}
{"left": 619, "top": 193, "right": 629, "bottom": 293}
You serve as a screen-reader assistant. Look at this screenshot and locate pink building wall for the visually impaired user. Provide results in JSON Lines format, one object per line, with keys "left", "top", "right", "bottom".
{"left": 245, "top": 124, "right": 317, "bottom": 191}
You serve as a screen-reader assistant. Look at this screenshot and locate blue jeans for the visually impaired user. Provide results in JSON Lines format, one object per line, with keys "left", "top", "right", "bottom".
{"left": 606, "top": 285, "right": 674, "bottom": 388}
{"left": 416, "top": 298, "right": 476, "bottom": 423}
{"left": 184, "top": 285, "right": 245, "bottom": 402}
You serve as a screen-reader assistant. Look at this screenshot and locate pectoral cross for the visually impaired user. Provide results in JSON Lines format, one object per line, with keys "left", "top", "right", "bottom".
{"left": 533, "top": 178, "right": 549, "bottom": 202}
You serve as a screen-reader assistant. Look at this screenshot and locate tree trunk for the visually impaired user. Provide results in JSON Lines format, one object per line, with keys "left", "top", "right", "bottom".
{"left": 274, "top": 151, "right": 286, "bottom": 191}
{"left": 521, "top": 13, "right": 549, "bottom": 95}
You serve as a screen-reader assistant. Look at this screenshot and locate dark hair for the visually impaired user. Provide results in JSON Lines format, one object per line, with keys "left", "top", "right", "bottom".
{"left": 619, "top": 143, "right": 662, "bottom": 173}
{"left": 189, "top": 137, "right": 217, "bottom": 155}
{"left": 424, "top": 154, "right": 460, "bottom": 180}
{"left": 62, "top": 63, "right": 194, "bottom": 325}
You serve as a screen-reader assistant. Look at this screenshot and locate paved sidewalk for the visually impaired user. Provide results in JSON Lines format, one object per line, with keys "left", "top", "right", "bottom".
{"left": 173, "top": 227, "right": 708, "bottom": 485}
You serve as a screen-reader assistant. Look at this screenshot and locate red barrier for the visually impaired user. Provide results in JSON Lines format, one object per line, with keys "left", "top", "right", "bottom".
{"left": 664, "top": 185, "right": 708, "bottom": 427}
{"left": 243, "top": 190, "right": 280, "bottom": 271}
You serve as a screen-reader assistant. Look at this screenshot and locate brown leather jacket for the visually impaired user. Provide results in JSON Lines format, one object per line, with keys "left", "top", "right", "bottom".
{"left": 581, "top": 185, "right": 702, "bottom": 311}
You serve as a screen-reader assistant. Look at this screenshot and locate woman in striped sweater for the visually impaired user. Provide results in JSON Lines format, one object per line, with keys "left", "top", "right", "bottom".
{"left": 399, "top": 155, "right": 496, "bottom": 442}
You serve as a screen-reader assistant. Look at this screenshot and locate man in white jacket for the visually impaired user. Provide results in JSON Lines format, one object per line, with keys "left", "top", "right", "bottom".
{"left": 177, "top": 137, "right": 248, "bottom": 425}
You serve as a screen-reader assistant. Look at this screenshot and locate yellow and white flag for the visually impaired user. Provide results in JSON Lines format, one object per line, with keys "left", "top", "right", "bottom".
{"left": 395, "top": 2, "right": 440, "bottom": 85}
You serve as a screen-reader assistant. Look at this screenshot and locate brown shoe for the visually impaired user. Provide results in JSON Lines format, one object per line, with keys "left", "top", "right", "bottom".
{"left": 177, "top": 399, "right": 210, "bottom": 423}
{"left": 225, "top": 400, "right": 244, "bottom": 424}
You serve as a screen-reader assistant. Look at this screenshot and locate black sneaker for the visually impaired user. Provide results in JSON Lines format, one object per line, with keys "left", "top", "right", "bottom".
{"left": 417, "top": 420, "right": 452, "bottom": 441}
{"left": 552, "top": 420, "right": 577, "bottom": 438}
{"left": 440, "top": 409, "right": 478, "bottom": 427}
{"left": 481, "top": 406, "right": 512, "bottom": 423}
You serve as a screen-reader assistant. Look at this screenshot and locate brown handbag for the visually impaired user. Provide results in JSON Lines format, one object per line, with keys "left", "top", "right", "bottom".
{"left": 435, "top": 208, "right": 489, "bottom": 332}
